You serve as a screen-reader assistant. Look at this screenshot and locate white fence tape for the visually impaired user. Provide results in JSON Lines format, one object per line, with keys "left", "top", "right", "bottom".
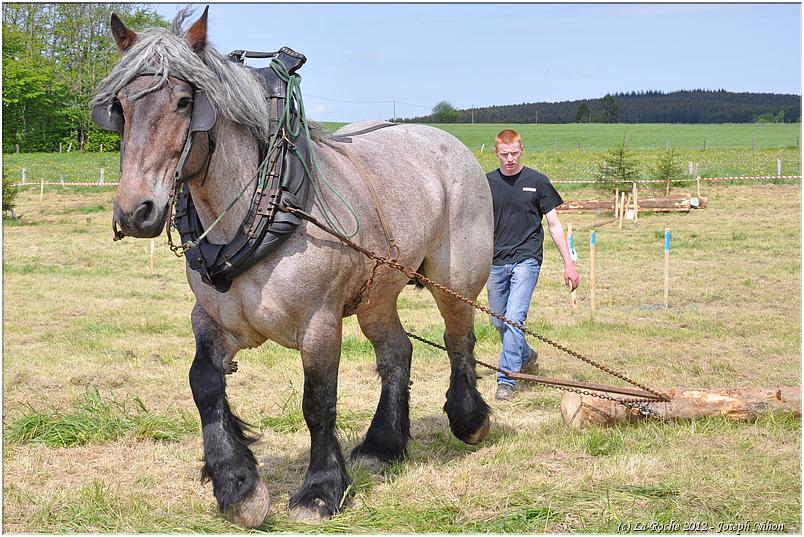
{"left": 12, "top": 175, "right": 801, "bottom": 188}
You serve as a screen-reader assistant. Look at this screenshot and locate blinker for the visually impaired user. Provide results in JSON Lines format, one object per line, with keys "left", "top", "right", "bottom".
{"left": 91, "top": 88, "right": 217, "bottom": 135}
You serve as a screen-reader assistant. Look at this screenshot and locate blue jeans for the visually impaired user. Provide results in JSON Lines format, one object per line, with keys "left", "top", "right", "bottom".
{"left": 487, "top": 258, "right": 541, "bottom": 387}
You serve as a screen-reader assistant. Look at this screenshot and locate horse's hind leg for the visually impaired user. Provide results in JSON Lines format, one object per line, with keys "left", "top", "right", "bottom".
{"left": 350, "top": 299, "right": 412, "bottom": 467}
{"left": 189, "top": 304, "right": 269, "bottom": 528}
{"left": 429, "top": 289, "right": 491, "bottom": 445}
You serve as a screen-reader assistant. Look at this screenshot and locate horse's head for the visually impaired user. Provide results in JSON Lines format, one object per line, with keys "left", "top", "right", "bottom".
{"left": 92, "top": 8, "right": 216, "bottom": 239}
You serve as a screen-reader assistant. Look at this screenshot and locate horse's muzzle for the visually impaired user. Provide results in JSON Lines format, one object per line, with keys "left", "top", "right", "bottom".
{"left": 112, "top": 197, "right": 167, "bottom": 239}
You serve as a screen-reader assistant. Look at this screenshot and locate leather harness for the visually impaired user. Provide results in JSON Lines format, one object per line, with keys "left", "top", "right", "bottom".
{"left": 93, "top": 47, "right": 398, "bottom": 294}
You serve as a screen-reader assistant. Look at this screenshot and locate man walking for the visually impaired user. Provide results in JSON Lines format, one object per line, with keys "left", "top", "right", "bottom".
{"left": 487, "top": 129, "right": 579, "bottom": 401}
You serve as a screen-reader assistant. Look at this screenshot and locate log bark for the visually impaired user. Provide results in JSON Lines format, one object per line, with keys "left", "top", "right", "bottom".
{"left": 557, "top": 194, "right": 707, "bottom": 214}
{"left": 561, "top": 387, "right": 801, "bottom": 428}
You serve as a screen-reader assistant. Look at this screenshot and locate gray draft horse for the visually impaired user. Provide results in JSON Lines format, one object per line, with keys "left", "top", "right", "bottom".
{"left": 92, "top": 8, "right": 493, "bottom": 527}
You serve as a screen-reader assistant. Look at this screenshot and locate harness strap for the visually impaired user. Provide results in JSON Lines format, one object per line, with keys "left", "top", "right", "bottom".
{"left": 344, "top": 150, "right": 399, "bottom": 261}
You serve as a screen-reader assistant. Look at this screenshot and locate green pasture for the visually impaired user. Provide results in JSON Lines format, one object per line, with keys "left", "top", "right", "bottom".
{"left": 3, "top": 181, "right": 800, "bottom": 532}
{"left": 3, "top": 125, "right": 801, "bottom": 185}
{"left": 320, "top": 122, "right": 801, "bottom": 152}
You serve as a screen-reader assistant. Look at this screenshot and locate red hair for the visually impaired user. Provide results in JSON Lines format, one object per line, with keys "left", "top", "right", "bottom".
{"left": 495, "top": 129, "right": 522, "bottom": 149}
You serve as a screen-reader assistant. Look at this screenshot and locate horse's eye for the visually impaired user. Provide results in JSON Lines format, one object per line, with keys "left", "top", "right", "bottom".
{"left": 177, "top": 97, "right": 192, "bottom": 111}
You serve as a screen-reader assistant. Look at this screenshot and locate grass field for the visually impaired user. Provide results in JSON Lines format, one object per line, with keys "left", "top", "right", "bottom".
{"left": 320, "top": 122, "right": 801, "bottom": 151}
{"left": 3, "top": 179, "right": 800, "bottom": 532}
{"left": 3, "top": 124, "right": 801, "bottom": 185}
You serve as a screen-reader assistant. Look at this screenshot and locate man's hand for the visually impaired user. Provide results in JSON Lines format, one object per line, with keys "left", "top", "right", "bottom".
{"left": 564, "top": 263, "right": 579, "bottom": 291}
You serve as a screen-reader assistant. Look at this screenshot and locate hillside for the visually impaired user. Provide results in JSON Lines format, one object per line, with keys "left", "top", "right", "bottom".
{"left": 403, "top": 90, "right": 801, "bottom": 124}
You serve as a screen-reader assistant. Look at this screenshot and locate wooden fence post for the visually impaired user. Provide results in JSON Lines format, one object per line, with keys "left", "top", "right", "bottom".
{"left": 777, "top": 159, "right": 782, "bottom": 177}
{"left": 99, "top": 168, "right": 105, "bottom": 185}
{"left": 567, "top": 223, "right": 577, "bottom": 309}
{"left": 21, "top": 168, "right": 27, "bottom": 186}
{"left": 589, "top": 231, "right": 597, "bottom": 311}
{"left": 633, "top": 182, "right": 639, "bottom": 223}
{"left": 664, "top": 227, "right": 671, "bottom": 308}
{"left": 40, "top": 178, "right": 44, "bottom": 201}
{"left": 696, "top": 176, "right": 701, "bottom": 198}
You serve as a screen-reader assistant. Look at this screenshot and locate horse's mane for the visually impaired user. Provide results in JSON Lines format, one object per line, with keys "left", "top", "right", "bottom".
{"left": 92, "top": 7, "right": 332, "bottom": 145}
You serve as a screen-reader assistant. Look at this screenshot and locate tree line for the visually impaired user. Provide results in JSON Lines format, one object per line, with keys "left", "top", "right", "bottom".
{"left": 405, "top": 89, "right": 801, "bottom": 125}
{"left": 2, "top": 3, "right": 167, "bottom": 153}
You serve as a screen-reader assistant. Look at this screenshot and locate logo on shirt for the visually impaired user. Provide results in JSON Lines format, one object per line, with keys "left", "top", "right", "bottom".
{"left": 522, "top": 187, "right": 537, "bottom": 192}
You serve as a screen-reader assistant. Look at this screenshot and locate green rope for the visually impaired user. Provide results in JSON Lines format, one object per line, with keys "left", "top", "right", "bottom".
{"left": 185, "top": 55, "right": 360, "bottom": 248}
{"left": 270, "top": 59, "right": 360, "bottom": 238}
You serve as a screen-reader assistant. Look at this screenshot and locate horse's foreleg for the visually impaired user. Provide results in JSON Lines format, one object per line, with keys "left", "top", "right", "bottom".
{"left": 189, "top": 304, "right": 269, "bottom": 528}
{"left": 289, "top": 311, "right": 350, "bottom": 522}
{"left": 350, "top": 301, "right": 412, "bottom": 468}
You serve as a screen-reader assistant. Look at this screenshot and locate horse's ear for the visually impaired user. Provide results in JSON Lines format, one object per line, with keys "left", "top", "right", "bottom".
{"left": 186, "top": 6, "right": 209, "bottom": 54}
{"left": 110, "top": 13, "right": 137, "bottom": 53}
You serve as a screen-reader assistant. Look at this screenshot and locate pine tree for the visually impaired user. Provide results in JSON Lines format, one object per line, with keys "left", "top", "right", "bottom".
{"left": 654, "top": 146, "right": 684, "bottom": 195}
{"left": 595, "top": 133, "right": 640, "bottom": 193}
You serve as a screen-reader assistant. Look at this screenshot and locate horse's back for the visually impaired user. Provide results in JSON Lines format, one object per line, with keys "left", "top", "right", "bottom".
{"left": 333, "top": 120, "right": 493, "bottom": 298}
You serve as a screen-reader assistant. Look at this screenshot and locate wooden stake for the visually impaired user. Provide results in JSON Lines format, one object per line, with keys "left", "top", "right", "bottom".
{"left": 561, "top": 387, "right": 801, "bottom": 429}
{"left": 664, "top": 227, "right": 670, "bottom": 307}
{"left": 21, "top": 168, "right": 27, "bottom": 186}
{"left": 150, "top": 239, "right": 156, "bottom": 271}
{"left": 621, "top": 193, "right": 631, "bottom": 227}
{"left": 589, "top": 230, "right": 596, "bottom": 311}
{"left": 567, "top": 223, "right": 577, "bottom": 309}
{"left": 614, "top": 186, "right": 619, "bottom": 218}
{"left": 633, "top": 182, "right": 639, "bottom": 223}
{"left": 39, "top": 178, "right": 44, "bottom": 201}
{"left": 99, "top": 168, "right": 105, "bottom": 185}
{"left": 696, "top": 175, "right": 701, "bottom": 198}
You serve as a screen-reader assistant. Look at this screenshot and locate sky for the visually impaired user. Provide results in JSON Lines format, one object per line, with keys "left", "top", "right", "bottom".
{"left": 150, "top": 3, "right": 802, "bottom": 123}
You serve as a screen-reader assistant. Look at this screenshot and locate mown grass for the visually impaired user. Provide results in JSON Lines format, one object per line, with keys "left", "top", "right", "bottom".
{"left": 2, "top": 179, "right": 800, "bottom": 532}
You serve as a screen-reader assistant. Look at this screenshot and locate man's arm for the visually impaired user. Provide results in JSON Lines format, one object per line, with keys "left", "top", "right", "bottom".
{"left": 545, "top": 208, "right": 580, "bottom": 291}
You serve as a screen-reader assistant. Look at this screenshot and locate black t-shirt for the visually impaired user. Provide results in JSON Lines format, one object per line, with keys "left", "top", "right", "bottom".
{"left": 486, "top": 166, "right": 564, "bottom": 266}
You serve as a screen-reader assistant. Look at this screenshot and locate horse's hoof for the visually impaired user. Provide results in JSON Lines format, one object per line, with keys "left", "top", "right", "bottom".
{"left": 224, "top": 480, "right": 270, "bottom": 529}
{"left": 465, "top": 416, "right": 490, "bottom": 445}
{"left": 289, "top": 498, "right": 331, "bottom": 523}
{"left": 350, "top": 453, "right": 389, "bottom": 472}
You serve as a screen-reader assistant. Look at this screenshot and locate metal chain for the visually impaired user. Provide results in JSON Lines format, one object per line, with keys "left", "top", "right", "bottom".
{"left": 284, "top": 205, "right": 670, "bottom": 404}
{"left": 405, "top": 331, "right": 658, "bottom": 405}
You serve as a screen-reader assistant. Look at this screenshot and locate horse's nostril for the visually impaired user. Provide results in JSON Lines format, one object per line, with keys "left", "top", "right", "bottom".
{"left": 134, "top": 200, "right": 155, "bottom": 223}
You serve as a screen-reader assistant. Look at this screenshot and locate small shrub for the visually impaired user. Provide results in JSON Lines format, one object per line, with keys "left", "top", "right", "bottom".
{"left": 3, "top": 173, "right": 19, "bottom": 218}
{"left": 654, "top": 146, "right": 685, "bottom": 194}
{"left": 595, "top": 134, "right": 640, "bottom": 193}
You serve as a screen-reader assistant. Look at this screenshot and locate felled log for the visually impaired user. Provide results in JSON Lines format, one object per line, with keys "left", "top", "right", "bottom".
{"left": 561, "top": 387, "right": 801, "bottom": 428}
{"left": 556, "top": 194, "right": 707, "bottom": 214}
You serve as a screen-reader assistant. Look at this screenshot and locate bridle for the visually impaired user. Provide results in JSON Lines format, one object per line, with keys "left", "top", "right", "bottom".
{"left": 90, "top": 74, "right": 218, "bottom": 241}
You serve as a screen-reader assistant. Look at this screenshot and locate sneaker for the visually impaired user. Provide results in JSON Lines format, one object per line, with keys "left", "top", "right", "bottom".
{"left": 520, "top": 349, "right": 539, "bottom": 375}
{"left": 495, "top": 384, "right": 515, "bottom": 401}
